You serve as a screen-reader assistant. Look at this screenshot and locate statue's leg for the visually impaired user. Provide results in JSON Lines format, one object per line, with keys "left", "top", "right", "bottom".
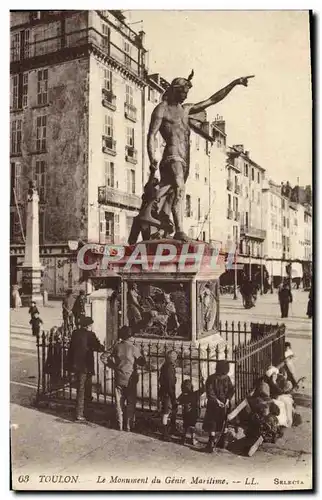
{"left": 170, "top": 161, "right": 189, "bottom": 240}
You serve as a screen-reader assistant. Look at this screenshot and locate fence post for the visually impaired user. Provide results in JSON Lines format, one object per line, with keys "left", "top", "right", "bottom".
{"left": 41, "top": 332, "right": 46, "bottom": 395}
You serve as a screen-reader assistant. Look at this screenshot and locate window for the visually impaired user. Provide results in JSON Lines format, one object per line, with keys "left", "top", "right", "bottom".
{"left": 204, "top": 176, "right": 208, "bottom": 184}
{"left": 282, "top": 199, "right": 285, "bottom": 209}
{"left": 37, "top": 69, "right": 48, "bottom": 105}
{"left": 195, "top": 163, "right": 199, "bottom": 180}
{"left": 124, "top": 41, "right": 131, "bottom": 66}
{"left": 11, "top": 119, "right": 22, "bottom": 154}
{"left": 245, "top": 186, "right": 248, "bottom": 198}
{"left": 102, "top": 23, "right": 109, "bottom": 49}
{"left": 257, "top": 171, "right": 260, "bottom": 183}
{"left": 104, "top": 115, "right": 113, "bottom": 137}
{"left": 196, "top": 135, "right": 200, "bottom": 150}
{"left": 11, "top": 75, "right": 18, "bottom": 109}
{"left": 126, "top": 127, "right": 135, "bottom": 147}
{"left": 228, "top": 193, "right": 231, "bottom": 210}
{"left": 23, "top": 29, "right": 30, "bottom": 58}
{"left": 11, "top": 32, "right": 20, "bottom": 61}
{"left": 202, "top": 231, "right": 206, "bottom": 242}
{"left": 251, "top": 167, "right": 254, "bottom": 181}
{"left": 283, "top": 216, "right": 286, "bottom": 227}
{"left": 287, "top": 218, "right": 289, "bottom": 228}
{"left": 11, "top": 161, "right": 22, "bottom": 203}
{"left": 125, "top": 85, "right": 134, "bottom": 106}
{"left": 233, "top": 196, "right": 238, "bottom": 213}
{"left": 103, "top": 69, "right": 112, "bottom": 91}
{"left": 245, "top": 211, "right": 249, "bottom": 227}
{"left": 105, "top": 161, "right": 115, "bottom": 188}
{"left": 105, "top": 212, "right": 114, "bottom": 243}
{"left": 36, "top": 115, "right": 47, "bottom": 151}
{"left": 198, "top": 198, "right": 201, "bottom": 220}
{"left": 22, "top": 73, "right": 28, "bottom": 107}
{"left": 127, "top": 169, "right": 135, "bottom": 194}
{"left": 148, "top": 87, "right": 158, "bottom": 103}
{"left": 257, "top": 192, "right": 260, "bottom": 205}
{"left": 34, "top": 160, "right": 46, "bottom": 202}
{"left": 233, "top": 225, "right": 238, "bottom": 244}
{"left": 244, "top": 163, "right": 248, "bottom": 177}
{"left": 185, "top": 195, "right": 191, "bottom": 217}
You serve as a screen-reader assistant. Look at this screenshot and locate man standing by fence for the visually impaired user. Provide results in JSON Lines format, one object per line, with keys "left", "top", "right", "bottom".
{"left": 67, "top": 317, "right": 105, "bottom": 422}
{"left": 105, "top": 326, "right": 146, "bottom": 432}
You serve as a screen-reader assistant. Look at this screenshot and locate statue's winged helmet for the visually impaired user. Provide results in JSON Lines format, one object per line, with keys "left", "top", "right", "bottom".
{"left": 162, "top": 70, "right": 194, "bottom": 101}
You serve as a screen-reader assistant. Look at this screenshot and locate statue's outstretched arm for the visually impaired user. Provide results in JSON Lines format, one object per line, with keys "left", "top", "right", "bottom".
{"left": 190, "top": 75, "right": 254, "bottom": 114}
{"left": 147, "top": 103, "right": 165, "bottom": 170}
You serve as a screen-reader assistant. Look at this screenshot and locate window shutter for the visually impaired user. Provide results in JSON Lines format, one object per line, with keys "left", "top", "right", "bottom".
{"left": 99, "top": 212, "right": 106, "bottom": 244}
{"left": 114, "top": 213, "right": 120, "bottom": 244}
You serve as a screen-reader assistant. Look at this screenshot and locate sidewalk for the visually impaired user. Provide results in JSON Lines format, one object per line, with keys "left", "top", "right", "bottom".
{"left": 10, "top": 401, "right": 312, "bottom": 491}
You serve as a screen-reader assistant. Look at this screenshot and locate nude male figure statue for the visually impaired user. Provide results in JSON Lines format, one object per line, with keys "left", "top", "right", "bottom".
{"left": 137, "top": 71, "right": 254, "bottom": 242}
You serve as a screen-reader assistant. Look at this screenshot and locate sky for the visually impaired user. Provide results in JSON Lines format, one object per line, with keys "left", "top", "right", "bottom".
{"left": 126, "top": 10, "right": 312, "bottom": 186}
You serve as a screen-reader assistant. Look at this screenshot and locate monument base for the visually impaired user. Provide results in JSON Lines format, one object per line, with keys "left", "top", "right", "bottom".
{"left": 20, "top": 265, "right": 43, "bottom": 306}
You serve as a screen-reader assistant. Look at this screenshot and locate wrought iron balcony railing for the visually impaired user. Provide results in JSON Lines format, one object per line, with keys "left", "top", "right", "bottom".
{"left": 102, "top": 89, "right": 116, "bottom": 111}
{"left": 10, "top": 27, "right": 145, "bottom": 78}
{"left": 102, "top": 136, "right": 117, "bottom": 155}
{"left": 125, "top": 145, "right": 138, "bottom": 164}
{"left": 98, "top": 185, "right": 141, "bottom": 210}
{"left": 124, "top": 102, "right": 137, "bottom": 122}
{"left": 240, "top": 224, "right": 266, "bottom": 240}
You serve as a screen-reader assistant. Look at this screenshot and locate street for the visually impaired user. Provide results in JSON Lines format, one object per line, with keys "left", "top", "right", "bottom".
{"left": 10, "top": 289, "right": 312, "bottom": 490}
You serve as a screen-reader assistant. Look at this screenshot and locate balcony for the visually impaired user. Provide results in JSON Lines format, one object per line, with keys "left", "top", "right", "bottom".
{"left": 234, "top": 183, "right": 241, "bottom": 195}
{"left": 234, "top": 211, "right": 240, "bottom": 222}
{"left": 124, "top": 102, "right": 137, "bottom": 122}
{"left": 102, "top": 89, "right": 116, "bottom": 111}
{"left": 240, "top": 224, "right": 266, "bottom": 240}
{"left": 102, "top": 136, "right": 117, "bottom": 156}
{"left": 227, "top": 179, "right": 233, "bottom": 191}
{"left": 227, "top": 209, "right": 233, "bottom": 220}
{"left": 98, "top": 186, "right": 141, "bottom": 210}
{"left": 10, "top": 26, "right": 145, "bottom": 79}
{"left": 125, "top": 145, "right": 138, "bottom": 164}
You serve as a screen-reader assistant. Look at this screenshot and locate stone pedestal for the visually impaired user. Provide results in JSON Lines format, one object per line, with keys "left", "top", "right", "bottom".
{"left": 20, "top": 186, "right": 43, "bottom": 306}
{"left": 88, "top": 288, "right": 119, "bottom": 347}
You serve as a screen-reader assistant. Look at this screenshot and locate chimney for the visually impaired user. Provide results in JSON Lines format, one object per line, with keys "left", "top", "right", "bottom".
{"left": 138, "top": 30, "right": 145, "bottom": 47}
{"left": 233, "top": 144, "right": 244, "bottom": 153}
{"left": 244, "top": 150, "right": 249, "bottom": 157}
{"left": 213, "top": 114, "right": 226, "bottom": 134}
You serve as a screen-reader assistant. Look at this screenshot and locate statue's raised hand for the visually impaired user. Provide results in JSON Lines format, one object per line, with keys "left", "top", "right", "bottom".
{"left": 237, "top": 75, "right": 255, "bottom": 87}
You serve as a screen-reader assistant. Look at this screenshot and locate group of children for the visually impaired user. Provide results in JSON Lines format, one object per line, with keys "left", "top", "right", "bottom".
{"left": 158, "top": 342, "right": 300, "bottom": 455}
{"left": 159, "top": 352, "right": 234, "bottom": 453}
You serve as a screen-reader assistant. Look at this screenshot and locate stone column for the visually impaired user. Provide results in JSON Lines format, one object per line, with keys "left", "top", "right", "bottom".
{"left": 21, "top": 184, "right": 43, "bottom": 305}
{"left": 88, "top": 288, "right": 119, "bottom": 347}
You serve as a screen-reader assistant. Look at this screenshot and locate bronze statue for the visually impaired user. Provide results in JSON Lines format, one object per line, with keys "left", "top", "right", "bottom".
{"left": 130, "top": 71, "right": 254, "bottom": 243}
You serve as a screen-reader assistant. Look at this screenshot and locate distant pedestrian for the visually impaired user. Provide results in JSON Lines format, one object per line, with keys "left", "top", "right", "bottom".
{"left": 62, "top": 289, "right": 75, "bottom": 332}
{"left": 72, "top": 290, "right": 86, "bottom": 328}
{"left": 67, "top": 317, "right": 105, "bottom": 422}
{"left": 29, "top": 311, "right": 43, "bottom": 337}
{"left": 12, "top": 285, "right": 22, "bottom": 309}
{"left": 278, "top": 278, "right": 293, "bottom": 318}
{"left": 306, "top": 287, "right": 312, "bottom": 319}
{"left": 159, "top": 350, "right": 178, "bottom": 441}
{"left": 203, "top": 360, "right": 234, "bottom": 452}
{"left": 105, "top": 325, "right": 146, "bottom": 431}
{"left": 29, "top": 301, "right": 39, "bottom": 319}
{"left": 177, "top": 377, "right": 205, "bottom": 446}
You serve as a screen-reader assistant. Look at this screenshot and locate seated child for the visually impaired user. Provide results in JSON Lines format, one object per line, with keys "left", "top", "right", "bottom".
{"left": 159, "top": 350, "right": 178, "bottom": 441}
{"left": 177, "top": 377, "right": 205, "bottom": 446}
{"left": 203, "top": 360, "right": 234, "bottom": 453}
{"left": 246, "top": 401, "right": 282, "bottom": 457}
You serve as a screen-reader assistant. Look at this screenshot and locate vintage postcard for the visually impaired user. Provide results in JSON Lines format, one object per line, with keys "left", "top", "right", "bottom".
{"left": 10, "top": 9, "right": 312, "bottom": 491}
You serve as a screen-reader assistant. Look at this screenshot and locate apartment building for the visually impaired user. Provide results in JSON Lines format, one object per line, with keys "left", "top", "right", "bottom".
{"left": 10, "top": 10, "right": 148, "bottom": 295}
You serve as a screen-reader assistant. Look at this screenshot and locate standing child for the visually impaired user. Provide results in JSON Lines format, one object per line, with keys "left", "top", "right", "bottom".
{"left": 29, "top": 311, "right": 43, "bottom": 337}
{"left": 177, "top": 377, "right": 205, "bottom": 446}
{"left": 203, "top": 360, "right": 234, "bottom": 453}
{"left": 29, "top": 301, "right": 39, "bottom": 319}
{"left": 159, "top": 350, "right": 178, "bottom": 441}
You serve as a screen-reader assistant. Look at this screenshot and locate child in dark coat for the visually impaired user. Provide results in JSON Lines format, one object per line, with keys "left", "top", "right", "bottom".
{"left": 29, "top": 312, "right": 43, "bottom": 337}
{"left": 177, "top": 377, "right": 205, "bottom": 446}
{"left": 29, "top": 301, "right": 39, "bottom": 319}
{"left": 203, "top": 360, "right": 234, "bottom": 452}
{"left": 159, "top": 350, "right": 178, "bottom": 441}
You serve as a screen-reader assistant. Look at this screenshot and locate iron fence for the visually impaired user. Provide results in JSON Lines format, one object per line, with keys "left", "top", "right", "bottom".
{"left": 36, "top": 322, "right": 285, "bottom": 416}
